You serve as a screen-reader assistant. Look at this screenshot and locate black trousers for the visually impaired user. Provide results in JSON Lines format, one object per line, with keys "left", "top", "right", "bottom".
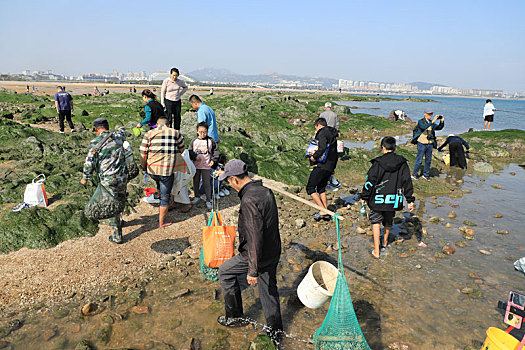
{"left": 164, "top": 99, "right": 181, "bottom": 129}
{"left": 449, "top": 142, "right": 467, "bottom": 169}
{"left": 58, "top": 110, "right": 74, "bottom": 132}
{"left": 218, "top": 254, "right": 283, "bottom": 333}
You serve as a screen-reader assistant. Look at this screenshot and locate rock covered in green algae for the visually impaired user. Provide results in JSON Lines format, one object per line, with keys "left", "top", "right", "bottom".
{"left": 250, "top": 334, "right": 276, "bottom": 350}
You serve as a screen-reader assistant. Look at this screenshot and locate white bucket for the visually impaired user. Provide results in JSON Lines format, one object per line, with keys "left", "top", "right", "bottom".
{"left": 297, "top": 261, "right": 338, "bottom": 309}
{"left": 337, "top": 140, "right": 344, "bottom": 153}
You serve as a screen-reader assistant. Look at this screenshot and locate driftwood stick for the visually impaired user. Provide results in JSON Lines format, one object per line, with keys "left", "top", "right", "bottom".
{"left": 261, "top": 180, "right": 345, "bottom": 221}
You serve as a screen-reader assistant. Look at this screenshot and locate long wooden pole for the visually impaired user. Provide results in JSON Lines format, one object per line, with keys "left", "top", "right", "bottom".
{"left": 261, "top": 181, "right": 345, "bottom": 221}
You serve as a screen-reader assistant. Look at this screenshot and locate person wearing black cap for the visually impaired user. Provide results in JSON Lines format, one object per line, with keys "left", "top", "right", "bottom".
{"left": 81, "top": 118, "right": 128, "bottom": 243}
{"left": 215, "top": 160, "right": 283, "bottom": 346}
{"left": 410, "top": 108, "right": 445, "bottom": 180}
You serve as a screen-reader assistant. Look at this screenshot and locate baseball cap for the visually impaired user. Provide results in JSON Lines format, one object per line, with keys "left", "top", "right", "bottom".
{"left": 424, "top": 108, "right": 434, "bottom": 114}
{"left": 93, "top": 118, "right": 108, "bottom": 128}
{"left": 218, "top": 159, "right": 248, "bottom": 181}
{"left": 324, "top": 102, "right": 332, "bottom": 108}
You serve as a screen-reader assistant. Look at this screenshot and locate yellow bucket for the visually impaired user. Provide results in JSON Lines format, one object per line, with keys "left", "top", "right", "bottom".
{"left": 443, "top": 154, "right": 450, "bottom": 166}
{"left": 480, "top": 327, "right": 520, "bottom": 350}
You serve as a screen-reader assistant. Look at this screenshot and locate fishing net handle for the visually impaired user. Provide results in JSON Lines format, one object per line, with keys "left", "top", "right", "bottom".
{"left": 333, "top": 214, "right": 344, "bottom": 274}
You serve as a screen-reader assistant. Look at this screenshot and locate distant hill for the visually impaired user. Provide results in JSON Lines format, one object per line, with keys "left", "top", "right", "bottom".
{"left": 187, "top": 68, "right": 338, "bottom": 88}
{"left": 409, "top": 82, "right": 447, "bottom": 91}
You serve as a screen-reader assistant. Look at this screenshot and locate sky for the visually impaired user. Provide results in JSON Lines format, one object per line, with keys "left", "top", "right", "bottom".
{"left": 0, "top": 0, "right": 524, "bottom": 92}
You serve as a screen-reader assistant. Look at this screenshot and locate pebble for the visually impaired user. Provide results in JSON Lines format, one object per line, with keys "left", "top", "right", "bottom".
{"left": 356, "top": 227, "right": 367, "bottom": 234}
{"left": 442, "top": 244, "right": 456, "bottom": 255}
{"left": 294, "top": 219, "right": 306, "bottom": 228}
{"left": 461, "top": 287, "right": 474, "bottom": 295}
{"left": 171, "top": 288, "right": 190, "bottom": 299}
{"left": 445, "top": 223, "right": 452, "bottom": 228}
{"left": 469, "top": 272, "right": 481, "bottom": 279}
{"left": 493, "top": 213, "right": 503, "bottom": 218}
{"left": 463, "top": 220, "right": 477, "bottom": 227}
{"left": 447, "top": 211, "right": 457, "bottom": 219}
{"left": 491, "top": 184, "right": 504, "bottom": 190}
{"left": 130, "top": 306, "right": 150, "bottom": 314}
{"left": 496, "top": 230, "right": 509, "bottom": 235}
{"left": 479, "top": 250, "right": 492, "bottom": 255}
{"left": 510, "top": 172, "right": 516, "bottom": 176}
{"left": 429, "top": 217, "right": 440, "bottom": 224}
{"left": 474, "top": 279, "right": 484, "bottom": 285}
{"left": 81, "top": 302, "right": 98, "bottom": 316}
{"left": 465, "top": 228, "right": 475, "bottom": 236}
{"left": 72, "top": 324, "right": 81, "bottom": 333}
{"left": 463, "top": 233, "right": 474, "bottom": 240}
{"left": 399, "top": 254, "right": 409, "bottom": 258}
{"left": 292, "top": 264, "right": 302, "bottom": 272}
{"left": 455, "top": 241, "right": 467, "bottom": 248}
{"left": 388, "top": 342, "right": 410, "bottom": 350}
{"left": 43, "top": 328, "right": 57, "bottom": 341}
{"left": 415, "top": 264, "right": 422, "bottom": 269}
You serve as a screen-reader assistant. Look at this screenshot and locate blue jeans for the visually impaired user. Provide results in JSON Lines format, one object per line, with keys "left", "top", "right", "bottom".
{"left": 149, "top": 173, "right": 174, "bottom": 207}
{"left": 413, "top": 142, "right": 433, "bottom": 177}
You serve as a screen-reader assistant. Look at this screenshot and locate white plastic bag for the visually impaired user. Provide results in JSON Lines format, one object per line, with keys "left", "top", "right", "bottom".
{"left": 514, "top": 257, "right": 525, "bottom": 274}
{"left": 24, "top": 174, "right": 48, "bottom": 207}
{"left": 171, "top": 150, "right": 196, "bottom": 204}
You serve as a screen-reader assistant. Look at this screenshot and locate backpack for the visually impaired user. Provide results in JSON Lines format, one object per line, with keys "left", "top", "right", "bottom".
{"left": 411, "top": 123, "right": 420, "bottom": 144}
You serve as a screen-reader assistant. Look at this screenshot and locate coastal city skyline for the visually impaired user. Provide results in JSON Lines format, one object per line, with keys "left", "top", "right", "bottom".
{"left": 0, "top": 1, "right": 523, "bottom": 94}
{"left": 1, "top": 68, "right": 520, "bottom": 99}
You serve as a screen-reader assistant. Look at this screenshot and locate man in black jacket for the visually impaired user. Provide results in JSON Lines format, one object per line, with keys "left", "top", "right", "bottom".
{"left": 216, "top": 160, "right": 283, "bottom": 345}
{"left": 361, "top": 137, "right": 415, "bottom": 259}
{"left": 306, "top": 118, "right": 339, "bottom": 221}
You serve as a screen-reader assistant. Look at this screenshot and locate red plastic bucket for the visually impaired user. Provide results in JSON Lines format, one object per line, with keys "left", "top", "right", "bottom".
{"left": 144, "top": 188, "right": 157, "bottom": 197}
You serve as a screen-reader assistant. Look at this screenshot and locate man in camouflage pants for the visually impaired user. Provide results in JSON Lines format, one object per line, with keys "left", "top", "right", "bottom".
{"left": 81, "top": 118, "right": 128, "bottom": 244}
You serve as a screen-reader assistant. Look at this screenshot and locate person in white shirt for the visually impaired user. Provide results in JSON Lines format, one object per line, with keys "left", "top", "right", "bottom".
{"left": 483, "top": 99, "right": 498, "bottom": 131}
{"left": 161, "top": 67, "right": 188, "bottom": 131}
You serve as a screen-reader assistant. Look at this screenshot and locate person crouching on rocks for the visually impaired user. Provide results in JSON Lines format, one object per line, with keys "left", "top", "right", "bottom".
{"left": 306, "top": 118, "right": 339, "bottom": 221}
{"left": 136, "top": 89, "right": 165, "bottom": 130}
{"left": 437, "top": 134, "right": 470, "bottom": 169}
{"left": 360, "top": 136, "right": 415, "bottom": 259}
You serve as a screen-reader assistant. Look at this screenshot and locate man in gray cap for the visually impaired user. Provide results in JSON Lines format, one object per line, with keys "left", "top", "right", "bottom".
{"left": 319, "top": 102, "right": 339, "bottom": 132}
{"left": 81, "top": 118, "right": 128, "bottom": 243}
{"left": 215, "top": 160, "right": 283, "bottom": 346}
{"left": 410, "top": 108, "right": 445, "bottom": 180}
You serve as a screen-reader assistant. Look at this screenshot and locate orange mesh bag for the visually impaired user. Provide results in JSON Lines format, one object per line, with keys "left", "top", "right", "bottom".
{"left": 202, "top": 211, "right": 236, "bottom": 268}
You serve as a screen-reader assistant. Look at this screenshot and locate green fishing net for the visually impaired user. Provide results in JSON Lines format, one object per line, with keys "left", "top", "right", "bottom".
{"left": 199, "top": 211, "right": 219, "bottom": 282}
{"left": 200, "top": 249, "right": 219, "bottom": 282}
{"left": 313, "top": 215, "right": 371, "bottom": 350}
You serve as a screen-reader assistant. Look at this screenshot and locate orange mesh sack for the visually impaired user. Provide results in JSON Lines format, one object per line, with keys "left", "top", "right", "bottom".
{"left": 203, "top": 211, "right": 236, "bottom": 268}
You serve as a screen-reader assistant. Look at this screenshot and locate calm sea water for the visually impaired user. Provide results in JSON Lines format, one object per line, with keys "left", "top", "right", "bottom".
{"left": 335, "top": 96, "right": 525, "bottom": 136}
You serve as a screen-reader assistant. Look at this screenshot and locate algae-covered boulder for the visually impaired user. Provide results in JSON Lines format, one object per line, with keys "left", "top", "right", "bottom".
{"left": 473, "top": 162, "right": 494, "bottom": 173}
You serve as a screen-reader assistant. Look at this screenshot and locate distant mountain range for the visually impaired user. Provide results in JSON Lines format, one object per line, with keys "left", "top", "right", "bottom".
{"left": 187, "top": 68, "right": 338, "bottom": 88}
{"left": 187, "top": 68, "right": 446, "bottom": 90}
{"left": 408, "top": 82, "right": 447, "bottom": 91}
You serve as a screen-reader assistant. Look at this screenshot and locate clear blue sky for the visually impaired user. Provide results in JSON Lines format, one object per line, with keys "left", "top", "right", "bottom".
{"left": 0, "top": 0, "right": 524, "bottom": 92}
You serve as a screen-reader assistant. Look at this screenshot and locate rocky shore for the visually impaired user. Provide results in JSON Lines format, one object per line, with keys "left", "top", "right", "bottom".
{"left": 0, "top": 89, "right": 524, "bottom": 349}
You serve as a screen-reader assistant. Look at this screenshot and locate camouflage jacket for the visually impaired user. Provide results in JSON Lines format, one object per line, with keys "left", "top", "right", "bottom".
{"left": 83, "top": 127, "right": 128, "bottom": 191}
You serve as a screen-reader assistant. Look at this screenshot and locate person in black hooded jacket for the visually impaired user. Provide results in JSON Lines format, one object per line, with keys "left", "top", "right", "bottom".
{"left": 306, "top": 118, "right": 339, "bottom": 221}
{"left": 360, "top": 136, "right": 415, "bottom": 259}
